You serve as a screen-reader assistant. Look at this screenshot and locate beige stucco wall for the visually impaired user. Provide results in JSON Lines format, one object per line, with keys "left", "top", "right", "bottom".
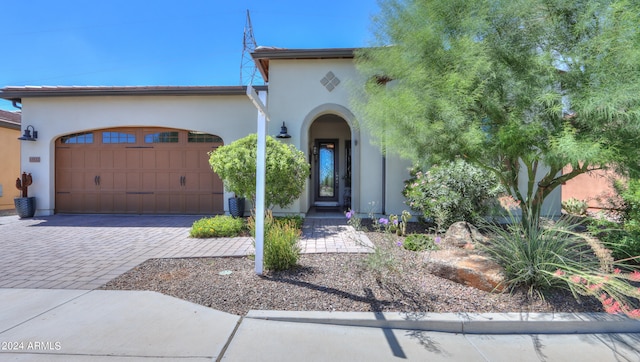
{"left": 265, "top": 58, "right": 414, "bottom": 216}
{"left": 20, "top": 95, "right": 258, "bottom": 216}
{"left": 0, "top": 126, "right": 20, "bottom": 210}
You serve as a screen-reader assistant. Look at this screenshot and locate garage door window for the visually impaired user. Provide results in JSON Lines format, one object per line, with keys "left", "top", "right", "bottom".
{"left": 102, "top": 131, "right": 135, "bottom": 144}
{"left": 61, "top": 132, "right": 94, "bottom": 144}
{"left": 145, "top": 131, "right": 179, "bottom": 143}
{"left": 188, "top": 131, "right": 222, "bottom": 143}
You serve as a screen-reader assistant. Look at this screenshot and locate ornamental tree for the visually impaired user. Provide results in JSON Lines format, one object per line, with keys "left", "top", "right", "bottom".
{"left": 353, "top": 0, "right": 640, "bottom": 225}
{"left": 209, "top": 134, "right": 310, "bottom": 209}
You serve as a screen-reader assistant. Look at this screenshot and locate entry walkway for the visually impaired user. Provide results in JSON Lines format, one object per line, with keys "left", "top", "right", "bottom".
{"left": 0, "top": 214, "right": 372, "bottom": 290}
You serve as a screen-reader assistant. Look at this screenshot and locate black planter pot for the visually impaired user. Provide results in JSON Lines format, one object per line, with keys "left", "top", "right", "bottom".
{"left": 14, "top": 197, "right": 36, "bottom": 218}
{"left": 228, "top": 197, "right": 245, "bottom": 218}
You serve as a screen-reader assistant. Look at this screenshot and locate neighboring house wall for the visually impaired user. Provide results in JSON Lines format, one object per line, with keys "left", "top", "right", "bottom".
{"left": 562, "top": 166, "right": 620, "bottom": 211}
{"left": 0, "top": 111, "right": 21, "bottom": 211}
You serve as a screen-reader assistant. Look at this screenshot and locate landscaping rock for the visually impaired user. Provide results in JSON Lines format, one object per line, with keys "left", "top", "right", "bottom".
{"left": 441, "top": 221, "right": 488, "bottom": 249}
{"left": 423, "top": 249, "right": 505, "bottom": 293}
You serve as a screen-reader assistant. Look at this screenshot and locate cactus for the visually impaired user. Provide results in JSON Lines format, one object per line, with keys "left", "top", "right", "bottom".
{"left": 15, "top": 172, "right": 33, "bottom": 198}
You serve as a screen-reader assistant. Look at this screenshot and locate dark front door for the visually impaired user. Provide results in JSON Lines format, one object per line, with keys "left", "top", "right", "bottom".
{"left": 315, "top": 139, "right": 339, "bottom": 203}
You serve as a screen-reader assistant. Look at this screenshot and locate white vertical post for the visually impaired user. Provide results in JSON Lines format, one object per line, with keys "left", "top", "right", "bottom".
{"left": 254, "top": 90, "right": 267, "bottom": 275}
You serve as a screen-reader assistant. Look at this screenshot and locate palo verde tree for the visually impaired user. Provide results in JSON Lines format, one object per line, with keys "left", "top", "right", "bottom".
{"left": 209, "top": 134, "right": 310, "bottom": 209}
{"left": 353, "top": 0, "right": 640, "bottom": 225}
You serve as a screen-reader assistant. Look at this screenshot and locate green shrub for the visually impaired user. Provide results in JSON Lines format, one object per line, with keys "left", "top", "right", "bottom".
{"left": 190, "top": 215, "right": 245, "bottom": 238}
{"left": 588, "top": 218, "right": 640, "bottom": 264}
{"left": 208, "top": 134, "right": 310, "bottom": 208}
{"left": 402, "top": 234, "right": 439, "bottom": 251}
{"left": 276, "top": 214, "right": 305, "bottom": 230}
{"left": 587, "top": 178, "right": 640, "bottom": 264}
{"left": 482, "top": 216, "right": 600, "bottom": 293}
{"left": 562, "top": 198, "right": 588, "bottom": 216}
{"left": 482, "top": 213, "right": 640, "bottom": 318}
{"left": 403, "top": 159, "right": 504, "bottom": 229}
{"left": 248, "top": 211, "right": 301, "bottom": 271}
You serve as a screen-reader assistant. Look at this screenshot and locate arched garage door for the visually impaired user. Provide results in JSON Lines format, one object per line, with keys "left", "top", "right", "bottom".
{"left": 55, "top": 127, "right": 224, "bottom": 214}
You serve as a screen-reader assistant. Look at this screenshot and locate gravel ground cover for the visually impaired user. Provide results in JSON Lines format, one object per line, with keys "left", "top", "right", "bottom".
{"left": 101, "top": 228, "right": 603, "bottom": 316}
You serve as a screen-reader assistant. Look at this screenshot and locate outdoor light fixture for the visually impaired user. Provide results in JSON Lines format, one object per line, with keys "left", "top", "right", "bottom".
{"left": 18, "top": 125, "right": 38, "bottom": 141}
{"left": 276, "top": 122, "right": 291, "bottom": 138}
{"left": 312, "top": 145, "right": 318, "bottom": 162}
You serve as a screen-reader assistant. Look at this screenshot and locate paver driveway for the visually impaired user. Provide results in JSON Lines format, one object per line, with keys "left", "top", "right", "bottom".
{"left": 0, "top": 214, "right": 371, "bottom": 290}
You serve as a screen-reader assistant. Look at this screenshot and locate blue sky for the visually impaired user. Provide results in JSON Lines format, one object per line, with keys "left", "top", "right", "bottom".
{"left": 0, "top": 0, "right": 380, "bottom": 110}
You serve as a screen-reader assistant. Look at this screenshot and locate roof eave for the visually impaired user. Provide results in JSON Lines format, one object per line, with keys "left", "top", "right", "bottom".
{"left": 0, "top": 85, "right": 269, "bottom": 102}
{"left": 251, "top": 47, "right": 359, "bottom": 83}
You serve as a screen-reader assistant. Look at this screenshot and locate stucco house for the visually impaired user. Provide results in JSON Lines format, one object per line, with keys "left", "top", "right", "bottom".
{"left": 0, "top": 48, "right": 414, "bottom": 217}
{"left": 0, "top": 47, "right": 560, "bottom": 218}
{"left": 0, "top": 110, "right": 21, "bottom": 212}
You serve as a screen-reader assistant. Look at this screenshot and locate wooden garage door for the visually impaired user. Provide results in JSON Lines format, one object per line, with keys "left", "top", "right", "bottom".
{"left": 55, "top": 127, "right": 224, "bottom": 214}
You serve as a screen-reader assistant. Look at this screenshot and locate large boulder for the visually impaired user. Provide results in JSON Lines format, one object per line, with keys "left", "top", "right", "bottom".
{"left": 441, "top": 221, "right": 488, "bottom": 249}
{"left": 423, "top": 249, "right": 505, "bottom": 293}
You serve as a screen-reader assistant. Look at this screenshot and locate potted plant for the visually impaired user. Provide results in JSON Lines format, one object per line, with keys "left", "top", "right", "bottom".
{"left": 227, "top": 194, "right": 246, "bottom": 218}
{"left": 14, "top": 172, "right": 36, "bottom": 218}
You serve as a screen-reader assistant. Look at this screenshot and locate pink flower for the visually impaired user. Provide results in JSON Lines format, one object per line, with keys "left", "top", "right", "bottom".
{"left": 630, "top": 270, "right": 640, "bottom": 281}
{"left": 600, "top": 293, "right": 608, "bottom": 300}
{"left": 614, "top": 268, "right": 621, "bottom": 274}
{"left": 554, "top": 269, "right": 565, "bottom": 277}
{"left": 604, "top": 300, "right": 622, "bottom": 314}
{"left": 628, "top": 309, "right": 640, "bottom": 319}
{"left": 570, "top": 275, "right": 582, "bottom": 284}
{"left": 588, "top": 283, "right": 603, "bottom": 291}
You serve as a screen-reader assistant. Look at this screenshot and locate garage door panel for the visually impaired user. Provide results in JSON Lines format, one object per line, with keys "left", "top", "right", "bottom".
{"left": 83, "top": 193, "right": 100, "bottom": 213}
{"left": 185, "top": 149, "right": 208, "bottom": 170}
{"left": 141, "top": 193, "right": 156, "bottom": 213}
{"left": 170, "top": 150, "right": 183, "bottom": 169}
{"left": 100, "top": 150, "right": 114, "bottom": 169}
{"left": 55, "top": 192, "right": 72, "bottom": 213}
{"left": 57, "top": 148, "right": 72, "bottom": 169}
{"left": 112, "top": 150, "right": 127, "bottom": 169}
{"left": 142, "top": 171, "right": 157, "bottom": 190}
{"left": 126, "top": 173, "right": 140, "bottom": 190}
{"left": 141, "top": 149, "right": 157, "bottom": 169}
{"left": 126, "top": 149, "right": 141, "bottom": 169}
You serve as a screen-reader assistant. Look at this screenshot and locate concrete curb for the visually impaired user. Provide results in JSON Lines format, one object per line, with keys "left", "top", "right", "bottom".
{"left": 245, "top": 310, "right": 640, "bottom": 334}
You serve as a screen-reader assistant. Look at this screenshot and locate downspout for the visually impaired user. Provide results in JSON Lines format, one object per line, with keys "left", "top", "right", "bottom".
{"left": 382, "top": 154, "right": 386, "bottom": 215}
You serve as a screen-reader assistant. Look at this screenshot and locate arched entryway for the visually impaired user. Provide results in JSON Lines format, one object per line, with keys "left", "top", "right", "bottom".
{"left": 306, "top": 114, "right": 353, "bottom": 212}
{"left": 54, "top": 127, "right": 224, "bottom": 214}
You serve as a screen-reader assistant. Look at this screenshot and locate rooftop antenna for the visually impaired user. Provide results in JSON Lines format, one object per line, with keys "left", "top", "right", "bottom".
{"left": 240, "top": 10, "right": 264, "bottom": 85}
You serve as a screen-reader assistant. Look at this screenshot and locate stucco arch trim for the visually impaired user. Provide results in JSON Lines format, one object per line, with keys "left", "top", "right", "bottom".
{"left": 300, "top": 103, "right": 360, "bottom": 213}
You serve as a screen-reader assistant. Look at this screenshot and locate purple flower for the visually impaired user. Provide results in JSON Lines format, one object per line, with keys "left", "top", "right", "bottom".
{"left": 434, "top": 236, "right": 441, "bottom": 244}
{"left": 393, "top": 219, "right": 399, "bottom": 225}
{"left": 379, "top": 218, "right": 389, "bottom": 225}
{"left": 396, "top": 241, "right": 402, "bottom": 247}
{"left": 346, "top": 210, "right": 353, "bottom": 219}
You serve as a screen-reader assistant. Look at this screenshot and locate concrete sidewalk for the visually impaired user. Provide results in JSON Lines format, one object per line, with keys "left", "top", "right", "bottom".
{"left": 1, "top": 289, "right": 639, "bottom": 361}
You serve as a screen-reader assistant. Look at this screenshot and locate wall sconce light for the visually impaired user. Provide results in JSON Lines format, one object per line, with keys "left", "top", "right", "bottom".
{"left": 18, "top": 125, "right": 38, "bottom": 141}
{"left": 312, "top": 145, "right": 318, "bottom": 162}
{"left": 276, "top": 122, "right": 291, "bottom": 139}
